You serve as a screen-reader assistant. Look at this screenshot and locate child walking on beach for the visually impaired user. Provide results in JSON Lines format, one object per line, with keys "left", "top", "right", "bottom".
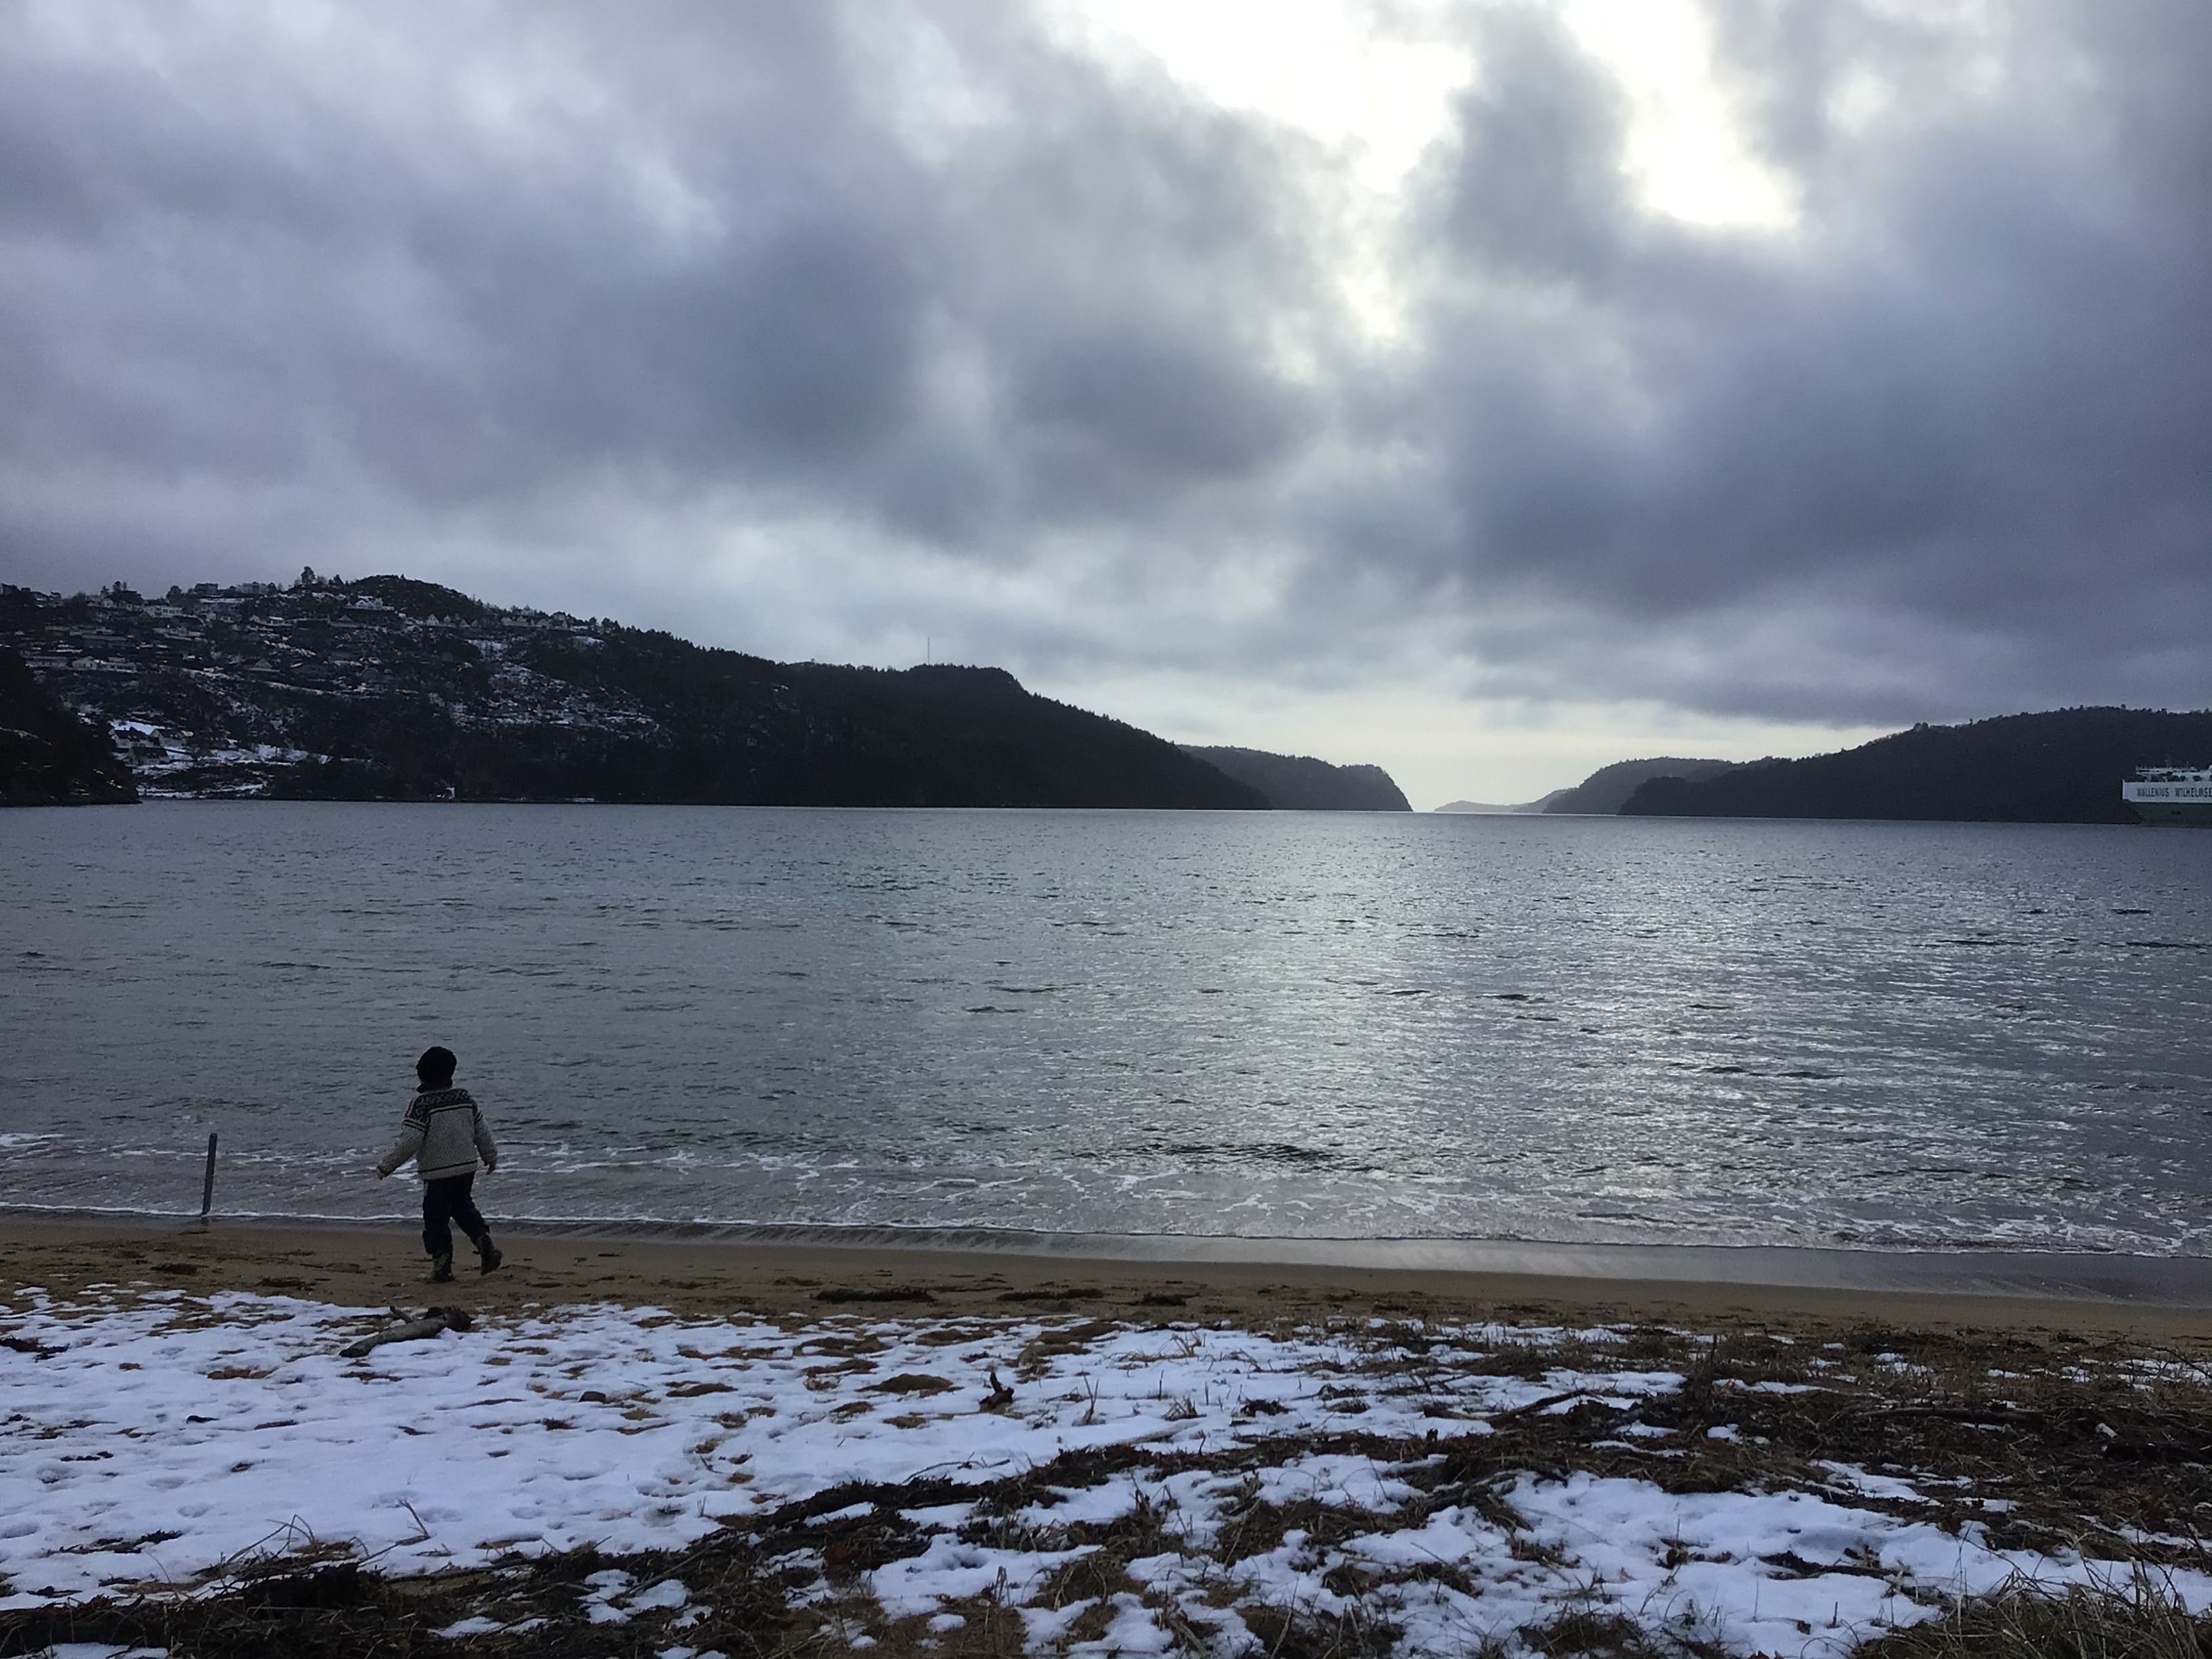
{"left": 375, "top": 1046, "right": 503, "bottom": 1282}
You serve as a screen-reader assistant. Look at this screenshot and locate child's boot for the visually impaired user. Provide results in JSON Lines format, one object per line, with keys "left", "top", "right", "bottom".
{"left": 477, "top": 1235, "right": 503, "bottom": 1275}
{"left": 428, "top": 1252, "right": 455, "bottom": 1283}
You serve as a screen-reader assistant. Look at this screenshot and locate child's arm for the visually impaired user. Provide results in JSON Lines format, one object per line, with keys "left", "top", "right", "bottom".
{"left": 474, "top": 1105, "right": 498, "bottom": 1175}
{"left": 375, "top": 1103, "right": 427, "bottom": 1179}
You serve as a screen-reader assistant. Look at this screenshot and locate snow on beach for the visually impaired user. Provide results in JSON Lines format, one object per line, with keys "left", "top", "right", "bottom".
{"left": 3, "top": 1288, "right": 2209, "bottom": 1656}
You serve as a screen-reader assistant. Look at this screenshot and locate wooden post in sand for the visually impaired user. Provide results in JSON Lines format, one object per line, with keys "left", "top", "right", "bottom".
{"left": 199, "top": 1132, "right": 218, "bottom": 1221}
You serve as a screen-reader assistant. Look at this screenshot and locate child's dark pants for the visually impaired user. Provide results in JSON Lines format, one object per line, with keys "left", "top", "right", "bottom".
{"left": 422, "top": 1172, "right": 491, "bottom": 1258}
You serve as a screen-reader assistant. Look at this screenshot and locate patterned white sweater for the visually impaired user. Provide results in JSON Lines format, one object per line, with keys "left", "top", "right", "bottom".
{"left": 377, "top": 1086, "right": 499, "bottom": 1181}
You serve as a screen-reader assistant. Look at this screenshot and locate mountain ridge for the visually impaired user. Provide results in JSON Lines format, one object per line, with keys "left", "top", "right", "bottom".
{"left": 1, "top": 575, "right": 1267, "bottom": 810}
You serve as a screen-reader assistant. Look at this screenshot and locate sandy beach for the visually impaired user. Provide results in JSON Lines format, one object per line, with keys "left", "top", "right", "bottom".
{"left": 4, "top": 1214, "right": 2209, "bottom": 1345}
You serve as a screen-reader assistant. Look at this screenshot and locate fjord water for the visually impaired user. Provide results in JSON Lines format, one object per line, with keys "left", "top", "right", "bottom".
{"left": 3, "top": 803, "right": 2207, "bottom": 1256}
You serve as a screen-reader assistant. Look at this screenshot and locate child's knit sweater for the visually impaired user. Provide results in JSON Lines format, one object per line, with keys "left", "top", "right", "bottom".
{"left": 377, "top": 1087, "right": 498, "bottom": 1181}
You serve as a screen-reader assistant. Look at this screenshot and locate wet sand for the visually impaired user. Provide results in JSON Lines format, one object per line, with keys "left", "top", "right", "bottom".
{"left": 3, "top": 1214, "right": 2207, "bottom": 1344}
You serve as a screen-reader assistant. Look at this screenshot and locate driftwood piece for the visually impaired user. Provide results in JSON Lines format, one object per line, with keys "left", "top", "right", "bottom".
{"left": 340, "top": 1306, "right": 474, "bottom": 1359}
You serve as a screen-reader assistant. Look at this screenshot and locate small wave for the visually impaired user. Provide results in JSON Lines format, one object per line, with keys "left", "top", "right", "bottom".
{"left": 1126, "top": 1141, "right": 1359, "bottom": 1172}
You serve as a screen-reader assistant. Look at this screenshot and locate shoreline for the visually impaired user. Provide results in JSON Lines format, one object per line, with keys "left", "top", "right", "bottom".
{"left": 10, "top": 1203, "right": 2212, "bottom": 1301}
{"left": 5, "top": 1213, "right": 2208, "bottom": 1341}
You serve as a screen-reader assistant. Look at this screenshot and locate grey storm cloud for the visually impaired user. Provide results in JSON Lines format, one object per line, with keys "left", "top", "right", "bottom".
{"left": 1407, "top": 0, "right": 2211, "bottom": 719}
{"left": 0, "top": 0, "right": 2204, "bottom": 726}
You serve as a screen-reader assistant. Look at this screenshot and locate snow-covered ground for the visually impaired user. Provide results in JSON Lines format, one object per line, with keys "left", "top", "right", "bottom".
{"left": 3, "top": 1289, "right": 2206, "bottom": 1657}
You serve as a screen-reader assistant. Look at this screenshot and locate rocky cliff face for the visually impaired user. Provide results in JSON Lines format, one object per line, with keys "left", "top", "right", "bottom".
{"left": 0, "top": 575, "right": 1263, "bottom": 809}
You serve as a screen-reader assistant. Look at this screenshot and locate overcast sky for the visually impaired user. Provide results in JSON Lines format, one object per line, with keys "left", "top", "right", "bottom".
{"left": 2, "top": 0, "right": 2205, "bottom": 805}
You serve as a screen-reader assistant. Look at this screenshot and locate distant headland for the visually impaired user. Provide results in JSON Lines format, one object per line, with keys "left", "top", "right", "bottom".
{"left": 1444, "top": 709, "right": 2211, "bottom": 826}
{"left": 1619, "top": 708, "right": 2212, "bottom": 824}
{"left": 1179, "top": 745, "right": 1410, "bottom": 811}
{"left": 1438, "top": 756, "right": 1743, "bottom": 817}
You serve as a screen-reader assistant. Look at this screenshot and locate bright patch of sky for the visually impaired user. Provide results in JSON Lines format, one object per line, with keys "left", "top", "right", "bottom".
{"left": 1052, "top": 0, "right": 1467, "bottom": 189}
{"left": 1059, "top": 0, "right": 1795, "bottom": 228}
{"left": 1563, "top": 0, "right": 1798, "bottom": 227}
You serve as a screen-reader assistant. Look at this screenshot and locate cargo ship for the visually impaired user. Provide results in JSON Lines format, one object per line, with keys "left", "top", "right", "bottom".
{"left": 2122, "top": 766, "right": 2212, "bottom": 825}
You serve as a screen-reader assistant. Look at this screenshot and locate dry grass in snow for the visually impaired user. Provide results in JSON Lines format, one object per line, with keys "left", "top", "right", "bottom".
{"left": 2, "top": 1286, "right": 2210, "bottom": 1656}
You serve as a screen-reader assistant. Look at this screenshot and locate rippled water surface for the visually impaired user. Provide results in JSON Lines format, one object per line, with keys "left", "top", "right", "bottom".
{"left": 3, "top": 803, "right": 2207, "bottom": 1252}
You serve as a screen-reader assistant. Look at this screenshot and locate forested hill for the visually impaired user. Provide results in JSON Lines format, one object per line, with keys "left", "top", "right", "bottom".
{"left": 1620, "top": 708, "right": 2212, "bottom": 823}
{"left": 1179, "top": 745, "right": 1410, "bottom": 811}
{"left": 0, "top": 646, "right": 137, "bottom": 806}
{"left": 0, "top": 575, "right": 1265, "bottom": 808}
